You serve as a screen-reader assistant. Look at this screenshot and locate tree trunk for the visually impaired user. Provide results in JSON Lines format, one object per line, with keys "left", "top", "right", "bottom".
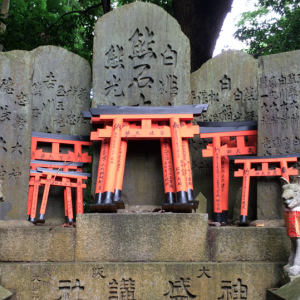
{"left": 102, "top": 0, "right": 111, "bottom": 14}
{"left": 0, "top": 0, "right": 10, "bottom": 51}
{"left": 172, "top": 0, "right": 233, "bottom": 72}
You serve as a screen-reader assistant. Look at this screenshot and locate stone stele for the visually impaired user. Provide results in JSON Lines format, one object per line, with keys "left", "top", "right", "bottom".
{"left": 257, "top": 50, "right": 300, "bottom": 219}
{"left": 0, "top": 51, "right": 33, "bottom": 220}
{"left": 91, "top": 2, "right": 191, "bottom": 207}
{"left": 92, "top": 2, "right": 190, "bottom": 107}
{"left": 30, "top": 46, "right": 91, "bottom": 221}
{"left": 31, "top": 46, "right": 91, "bottom": 136}
{"left": 190, "top": 50, "right": 258, "bottom": 219}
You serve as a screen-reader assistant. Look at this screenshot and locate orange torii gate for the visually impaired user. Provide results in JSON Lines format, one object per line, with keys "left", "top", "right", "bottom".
{"left": 229, "top": 154, "right": 300, "bottom": 225}
{"left": 82, "top": 104, "right": 209, "bottom": 213}
{"left": 199, "top": 121, "right": 257, "bottom": 224}
{"left": 30, "top": 167, "right": 91, "bottom": 224}
{"left": 28, "top": 160, "right": 84, "bottom": 223}
{"left": 31, "top": 132, "right": 92, "bottom": 163}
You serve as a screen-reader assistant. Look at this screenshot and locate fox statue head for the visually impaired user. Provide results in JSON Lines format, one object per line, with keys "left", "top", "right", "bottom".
{"left": 280, "top": 177, "right": 300, "bottom": 210}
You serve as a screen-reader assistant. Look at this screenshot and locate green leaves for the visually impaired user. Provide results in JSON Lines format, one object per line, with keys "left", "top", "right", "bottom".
{"left": 234, "top": 0, "right": 300, "bottom": 56}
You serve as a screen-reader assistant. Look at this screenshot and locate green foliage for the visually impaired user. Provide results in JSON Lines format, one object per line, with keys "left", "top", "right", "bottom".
{"left": 234, "top": 0, "right": 300, "bottom": 56}
{"left": 116, "top": 0, "right": 173, "bottom": 15}
{"left": 0, "top": 0, "right": 172, "bottom": 64}
{"left": 0, "top": 0, "right": 106, "bottom": 65}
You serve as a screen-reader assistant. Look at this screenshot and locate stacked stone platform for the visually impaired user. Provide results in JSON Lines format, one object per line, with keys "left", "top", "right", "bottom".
{"left": 0, "top": 214, "right": 289, "bottom": 299}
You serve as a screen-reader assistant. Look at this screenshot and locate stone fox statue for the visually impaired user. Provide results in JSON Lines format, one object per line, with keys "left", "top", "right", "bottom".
{"left": 280, "top": 177, "right": 300, "bottom": 276}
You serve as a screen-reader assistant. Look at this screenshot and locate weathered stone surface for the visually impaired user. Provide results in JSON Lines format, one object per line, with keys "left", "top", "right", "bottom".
{"left": 75, "top": 213, "right": 209, "bottom": 262}
{"left": 195, "top": 192, "right": 207, "bottom": 214}
{"left": 30, "top": 46, "right": 91, "bottom": 221}
{"left": 190, "top": 50, "right": 258, "bottom": 219}
{"left": 0, "top": 51, "right": 33, "bottom": 220}
{"left": 257, "top": 50, "right": 300, "bottom": 219}
{"left": 0, "top": 220, "right": 34, "bottom": 228}
{"left": 93, "top": 2, "right": 190, "bottom": 107}
{"left": 0, "top": 227, "right": 75, "bottom": 262}
{"left": 267, "top": 276, "right": 300, "bottom": 300}
{"left": 91, "top": 2, "right": 190, "bottom": 207}
{"left": 208, "top": 227, "right": 290, "bottom": 262}
{"left": 0, "top": 262, "right": 284, "bottom": 300}
{"left": 31, "top": 46, "right": 91, "bottom": 135}
{"left": 0, "top": 285, "right": 12, "bottom": 300}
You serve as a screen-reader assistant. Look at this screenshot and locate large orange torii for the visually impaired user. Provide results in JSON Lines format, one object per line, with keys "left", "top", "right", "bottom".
{"left": 199, "top": 121, "right": 257, "bottom": 224}
{"left": 82, "top": 104, "right": 209, "bottom": 213}
{"left": 229, "top": 154, "right": 300, "bottom": 225}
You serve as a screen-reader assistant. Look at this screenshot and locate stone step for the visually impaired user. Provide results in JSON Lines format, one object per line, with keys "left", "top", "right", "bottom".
{"left": 0, "top": 214, "right": 290, "bottom": 263}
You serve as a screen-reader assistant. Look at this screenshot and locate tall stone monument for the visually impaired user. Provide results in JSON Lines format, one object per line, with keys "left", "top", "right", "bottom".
{"left": 92, "top": 2, "right": 191, "bottom": 208}
{"left": 257, "top": 50, "right": 300, "bottom": 219}
{"left": 31, "top": 46, "right": 92, "bottom": 220}
{"left": 0, "top": 51, "right": 33, "bottom": 220}
{"left": 190, "top": 50, "right": 258, "bottom": 218}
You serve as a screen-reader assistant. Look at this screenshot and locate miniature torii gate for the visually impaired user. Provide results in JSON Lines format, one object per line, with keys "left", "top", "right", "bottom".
{"left": 31, "top": 132, "right": 92, "bottom": 163}
{"left": 199, "top": 121, "right": 257, "bottom": 224}
{"left": 28, "top": 160, "right": 84, "bottom": 223}
{"left": 229, "top": 154, "right": 300, "bottom": 225}
{"left": 29, "top": 168, "right": 91, "bottom": 224}
{"left": 82, "top": 104, "right": 209, "bottom": 213}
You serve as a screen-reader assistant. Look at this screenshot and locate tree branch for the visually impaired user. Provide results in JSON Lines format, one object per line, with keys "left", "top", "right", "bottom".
{"left": 47, "top": 2, "right": 104, "bottom": 32}
{"left": 252, "top": 43, "right": 272, "bottom": 57}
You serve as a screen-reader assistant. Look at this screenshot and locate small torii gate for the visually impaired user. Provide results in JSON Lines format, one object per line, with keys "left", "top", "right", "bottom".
{"left": 199, "top": 121, "right": 257, "bottom": 224}
{"left": 82, "top": 104, "right": 208, "bottom": 213}
{"left": 229, "top": 154, "right": 300, "bottom": 224}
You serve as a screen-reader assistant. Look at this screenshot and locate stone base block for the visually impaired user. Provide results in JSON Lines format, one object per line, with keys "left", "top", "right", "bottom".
{"left": 267, "top": 276, "right": 300, "bottom": 300}
{"left": 75, "top": 213, "right": 209, "bottom": 262}
{"left": 0, "top": 227, "right": 75, "bottom": 262}
{"left": 0, "top": 285, "right": 12, "bottom": 300}
{"left": 208, "top": 227, "right": 290, "bottom": 262}
{"left": 0, "top": 262, "right": 284, "bottom": 300}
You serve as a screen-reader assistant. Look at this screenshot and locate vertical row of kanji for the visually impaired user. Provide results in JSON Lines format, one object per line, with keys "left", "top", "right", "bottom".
{"left": 0, "top": 47, "right": 91, "bottom": 221}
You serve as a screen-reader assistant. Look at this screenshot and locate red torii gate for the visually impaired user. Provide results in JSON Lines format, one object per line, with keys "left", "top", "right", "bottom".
{"left": 229, "top": 154, "right": 300, "bottom": 225}
{"left": 31, "top": 168, "right": 91, "bottom": 224}
{"left": 28, "top": 160, "right": 84, "bottom": 223}
{"left": 31, "top": 132, "right": 92, "bottom": 163}
{"left": 199, "top": 121, "right": 257, "bottom": 224}
{"left": 82, "top": 104, "right": 208, "bottom": 213}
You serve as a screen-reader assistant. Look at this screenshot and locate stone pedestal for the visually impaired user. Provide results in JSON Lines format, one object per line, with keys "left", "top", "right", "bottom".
{"left": 0, "top": 213, "right": 290, "bottom": 299}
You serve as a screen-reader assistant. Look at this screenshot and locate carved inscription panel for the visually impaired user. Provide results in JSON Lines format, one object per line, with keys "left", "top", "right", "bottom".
{"left": 93, "top": 2, "right": 191, "bottom": 107}
{"left": 0, "top": 51, "right": 33, "bottom": 220}
{"left": 31, "top": 46, "right": 91, "bottom": 136}
{"left": 0, "top": 263, "right": 278, "bottom": 300}
{"left": 258, "top": 51, "right": 300, "bottom": 156}
{"left": 190, "top": 50, "right": 258, "bottom": 123}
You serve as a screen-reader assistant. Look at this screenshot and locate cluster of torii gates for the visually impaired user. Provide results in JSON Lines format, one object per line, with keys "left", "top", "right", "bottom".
{"left": 27, "top": 104, "right": 299, "bottom": 226}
